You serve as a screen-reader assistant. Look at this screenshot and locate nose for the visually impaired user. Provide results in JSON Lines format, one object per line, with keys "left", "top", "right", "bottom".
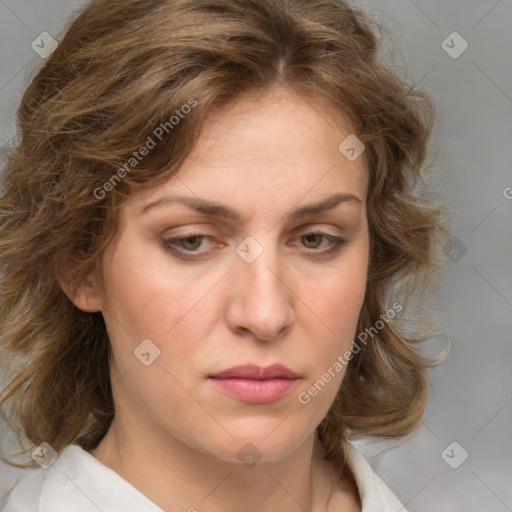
{"left": 224, "top": 240, "right": 295, "bottom": 341}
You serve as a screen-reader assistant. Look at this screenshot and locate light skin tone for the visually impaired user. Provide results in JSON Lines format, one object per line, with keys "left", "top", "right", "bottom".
{"left": 59, "top": 86, "right": 369, "bottom": 512}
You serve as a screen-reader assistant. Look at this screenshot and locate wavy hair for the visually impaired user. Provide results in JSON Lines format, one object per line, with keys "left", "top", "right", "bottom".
{"left": 0, "top": 0, "right": 448, "bottom": 470}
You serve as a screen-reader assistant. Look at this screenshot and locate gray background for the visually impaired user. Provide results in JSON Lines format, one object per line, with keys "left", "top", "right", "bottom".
{"left": 1, "top": 1, "right": 511, "bottom": 511}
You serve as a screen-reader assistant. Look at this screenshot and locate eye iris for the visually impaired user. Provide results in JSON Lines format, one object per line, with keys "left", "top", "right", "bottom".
{"left": 302, "top": 233, "right": 322, "bottom": 248}
{"left": 181, "top": 236, "right": 203, "bottom": 250}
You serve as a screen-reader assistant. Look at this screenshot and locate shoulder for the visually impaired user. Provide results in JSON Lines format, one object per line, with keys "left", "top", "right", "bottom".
{"left": 1, "top": 465, "right": 46, "bottom": 512}
{"left": 344, "top": 440, "right": 409, "bottom": 512}
{"left": 2, "top": 444, "right": 162, "bottom": 512}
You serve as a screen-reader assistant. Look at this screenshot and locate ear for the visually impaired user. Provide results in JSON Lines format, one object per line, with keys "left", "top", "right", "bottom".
{"left": 56, "top": 261, "right": 103, "bottom": 313}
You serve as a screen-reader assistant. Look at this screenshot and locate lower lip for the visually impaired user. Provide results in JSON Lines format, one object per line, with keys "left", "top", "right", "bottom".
{"left": 209, "top": 377, "right": 299, "bottom": 404}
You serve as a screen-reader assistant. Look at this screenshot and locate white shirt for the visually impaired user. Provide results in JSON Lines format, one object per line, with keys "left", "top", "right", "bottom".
{"left": 1, "top": 441, "right": 408, "bottom": 511}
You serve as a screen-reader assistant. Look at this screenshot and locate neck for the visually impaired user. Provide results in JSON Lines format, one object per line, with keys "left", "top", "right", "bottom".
{"left": 89, "top": 417, "right": 338, "bottom": 512}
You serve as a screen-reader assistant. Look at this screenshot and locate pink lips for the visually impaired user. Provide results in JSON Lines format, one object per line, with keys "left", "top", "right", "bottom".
{"left": 209, "top": 364, "right": 300, "bottom": 404}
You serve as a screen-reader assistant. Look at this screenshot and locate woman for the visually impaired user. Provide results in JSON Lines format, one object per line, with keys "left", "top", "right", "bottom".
{"left": 0, "top": 0, "right": 447, "bottom": 510}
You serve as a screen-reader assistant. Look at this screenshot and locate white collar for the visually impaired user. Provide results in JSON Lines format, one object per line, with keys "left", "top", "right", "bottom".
{"left": 40, "top": 445, "right": 161, "bottom": 512}
{"left": 36, "top": 441, "right": 407, "bottom": 512}
{"left": 343, "top": 441, "right": 408, "bottom": 511}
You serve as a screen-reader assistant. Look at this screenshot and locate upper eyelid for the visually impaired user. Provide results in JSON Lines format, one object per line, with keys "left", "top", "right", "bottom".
{"left": 163, "top": 223, "right": 346, "bottom": 237}
{"left": 164, "top": 230, "right": 344, "bottom": 249}
{"left": 165, "top": 229, "right": 340, "bottom": 241}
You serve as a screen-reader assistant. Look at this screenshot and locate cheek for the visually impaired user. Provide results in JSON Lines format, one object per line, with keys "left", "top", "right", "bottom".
{"left": 100, "top": 243, "right": 222, "bottom": 384}
{"left": 99, "top": 247, "right": 211, "bottom": 407}
{"left": 296, "top": 269, "right": 366, "bottom": 413}
{"left": 316, "top": 255, "right": 368, "bottom": 332}
{"left": 305, "top": 251, "right": 368, "bottom": 381}
{"left": 101, "top": 243, "right": 190, "bottom": 338}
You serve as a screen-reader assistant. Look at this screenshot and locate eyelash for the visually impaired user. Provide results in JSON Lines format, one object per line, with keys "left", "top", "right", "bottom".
{"left": 161, "top": 231, "right": 348, "bottom": 261}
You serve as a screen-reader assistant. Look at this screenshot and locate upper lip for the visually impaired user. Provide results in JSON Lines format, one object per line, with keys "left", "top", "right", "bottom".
{"left": 209, "top": 364, "right": 300, "bottom": 380}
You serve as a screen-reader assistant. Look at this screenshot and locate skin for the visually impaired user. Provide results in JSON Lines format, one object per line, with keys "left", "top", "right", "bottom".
{"left": 60, "top": 86, "right": 369, "bottom": 512}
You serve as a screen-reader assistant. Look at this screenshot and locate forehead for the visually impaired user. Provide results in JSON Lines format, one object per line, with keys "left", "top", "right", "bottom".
{"left": 192, "top": 87, "right": 360, "bottom": 159}
{"left": 127, "top": 87, "right": 368, "bottom": 216}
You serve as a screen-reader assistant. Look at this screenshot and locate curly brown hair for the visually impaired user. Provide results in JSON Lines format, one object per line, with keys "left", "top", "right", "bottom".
{"left": 0, "top": 0, "right": 448, "bottom": 471}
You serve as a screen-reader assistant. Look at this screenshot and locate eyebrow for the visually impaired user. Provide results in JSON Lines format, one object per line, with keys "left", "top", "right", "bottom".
{"left": 139, "top": 192, "right": 362, "bottom": 221}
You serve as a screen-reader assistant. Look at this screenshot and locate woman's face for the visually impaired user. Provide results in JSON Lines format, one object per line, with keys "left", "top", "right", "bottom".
{"left": 88, "top": 88, "right": 369, "bottom": 463}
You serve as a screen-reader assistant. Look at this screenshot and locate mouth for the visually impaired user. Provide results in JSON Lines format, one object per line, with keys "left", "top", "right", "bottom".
{"left": 208, "top": 364, "right": 301, "bottom": 404}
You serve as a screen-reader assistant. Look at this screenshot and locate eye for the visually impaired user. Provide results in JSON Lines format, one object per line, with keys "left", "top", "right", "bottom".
{"left": 162, "top": 232, "right": 219, "bottom": 260}
{"left": 301, "top": 232, "right": 329, "bottom": 249}
{"left": 161, "top": 230, "right": 348, "bottom": 261}
{"left": 294, "top": 231, "right": 348, "bottom": 259}
{"left": 173, "top": 234, "right": 207, "bottom": 251}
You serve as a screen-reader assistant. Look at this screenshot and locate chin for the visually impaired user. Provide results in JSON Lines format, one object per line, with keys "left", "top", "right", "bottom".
{"left": 201, "top": 424, "right": 311, "bottom": 466}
